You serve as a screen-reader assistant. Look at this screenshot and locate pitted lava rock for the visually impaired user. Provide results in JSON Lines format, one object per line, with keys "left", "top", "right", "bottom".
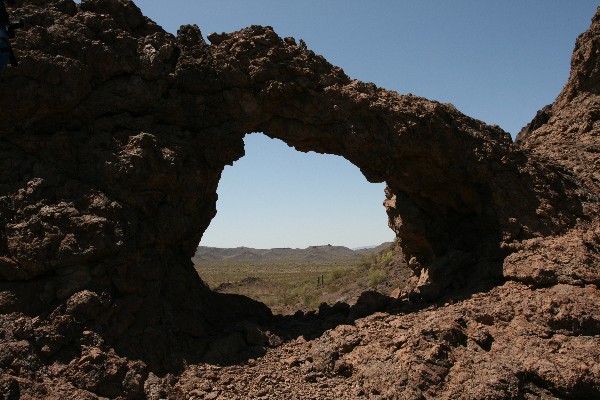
{"left": 0, "top": 0, "right": 598, "bottom": 399}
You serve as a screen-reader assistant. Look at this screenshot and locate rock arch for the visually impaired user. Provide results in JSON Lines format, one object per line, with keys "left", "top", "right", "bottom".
{"left": 0, "top": 0, "right": 591, "bottom": 371}
{"left": 203, "top": 25, "right": 580, "bottom": 298}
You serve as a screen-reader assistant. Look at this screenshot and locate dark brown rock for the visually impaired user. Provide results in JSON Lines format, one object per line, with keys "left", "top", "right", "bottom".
{"left": 0, "top": 1, "right": 598, "bottom": 399}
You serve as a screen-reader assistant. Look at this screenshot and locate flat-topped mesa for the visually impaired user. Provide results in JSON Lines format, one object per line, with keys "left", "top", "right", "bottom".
{"left": 0, "top": 0, "right": 596, "bottom": 376}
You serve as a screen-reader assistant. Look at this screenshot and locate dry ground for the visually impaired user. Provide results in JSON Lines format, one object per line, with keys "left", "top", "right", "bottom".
{"left": 194, "top": 244, "right": 411, "bottom": 314}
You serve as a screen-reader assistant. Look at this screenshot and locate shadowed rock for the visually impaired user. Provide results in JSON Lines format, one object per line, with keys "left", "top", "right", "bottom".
{"left": 0, "top": 1, "right": 598, "bottom": 398}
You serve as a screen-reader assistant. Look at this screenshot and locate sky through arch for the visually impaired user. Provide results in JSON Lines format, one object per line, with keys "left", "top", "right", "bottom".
{"left": 200, "top": 133, "right": 395, "bottom": 249}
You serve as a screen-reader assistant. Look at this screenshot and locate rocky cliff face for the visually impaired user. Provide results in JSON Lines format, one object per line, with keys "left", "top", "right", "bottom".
{"left": 0, "top": 0, "right": 598, "bottom": 399}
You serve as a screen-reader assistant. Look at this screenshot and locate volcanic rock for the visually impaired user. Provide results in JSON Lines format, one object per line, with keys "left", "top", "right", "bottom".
{"left": 0, "top": 0, "right": 598, "bottom": 399}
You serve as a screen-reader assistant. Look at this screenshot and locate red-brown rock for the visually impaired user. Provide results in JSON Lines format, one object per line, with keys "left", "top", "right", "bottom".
{"left": 0, "top": 1, "right": 598, "bottom": 398}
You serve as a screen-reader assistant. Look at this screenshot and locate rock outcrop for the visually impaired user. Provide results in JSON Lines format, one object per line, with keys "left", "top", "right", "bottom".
{"left": 0, "top": 0, "right": 598, "bottom": 398}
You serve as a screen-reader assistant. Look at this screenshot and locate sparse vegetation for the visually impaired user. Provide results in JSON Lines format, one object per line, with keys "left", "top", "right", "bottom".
{"left": 379, "top": 250, "right": 394, "bottom": 265}
{"left": 368, "top": 268, "right": 388, "bottom": 286}
{"left": 193, "top": 241, "right": 411, "bottom": 314}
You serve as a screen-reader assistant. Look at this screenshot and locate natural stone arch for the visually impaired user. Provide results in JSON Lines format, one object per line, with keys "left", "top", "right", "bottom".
{"left": 204, "top": 25, "right": 553, "bottom": 298}
{"left": 0, "top": 0, "right": 586, "bottom": 368}
{"left": 202, "top": 24, "right": 586, "bottom": 299}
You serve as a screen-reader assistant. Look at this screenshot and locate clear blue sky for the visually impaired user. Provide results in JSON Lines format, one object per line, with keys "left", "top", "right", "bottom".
{"left": 131, "top": 1, "right": 598, "bottom": 249}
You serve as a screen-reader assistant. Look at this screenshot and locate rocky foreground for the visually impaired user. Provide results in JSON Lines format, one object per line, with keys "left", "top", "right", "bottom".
{"left": 0, "top": 1, "right": 598, "bottom": 399}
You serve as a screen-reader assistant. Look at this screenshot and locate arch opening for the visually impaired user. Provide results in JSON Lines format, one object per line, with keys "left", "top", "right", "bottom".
{"left": 194, "top": 132, "right": 408, "bottom": 314}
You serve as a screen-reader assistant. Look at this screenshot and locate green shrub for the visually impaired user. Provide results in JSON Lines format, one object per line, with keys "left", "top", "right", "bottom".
{"left": 331, "top": 268, "right": 344, "bottom": 280}
{"left": 368, "top": 269, "right": 387, "bottom": 286}
{"left": 359, "top": 254, "right": 376, "bottom": 270}
{"left": 379, "top": 250, "right": 394, "bottom": 265}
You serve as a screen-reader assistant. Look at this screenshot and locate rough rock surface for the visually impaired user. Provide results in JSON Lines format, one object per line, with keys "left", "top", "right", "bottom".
{"left": 0, "top": 0, "right": 598, "bottom": 399}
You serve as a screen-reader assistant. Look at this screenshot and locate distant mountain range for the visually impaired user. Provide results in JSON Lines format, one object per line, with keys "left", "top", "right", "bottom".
{"left": 352, "top": 245, "right": 380, "bottom": 251}
{"left": 193, "top": 242, "right": 392, "bottom": 265}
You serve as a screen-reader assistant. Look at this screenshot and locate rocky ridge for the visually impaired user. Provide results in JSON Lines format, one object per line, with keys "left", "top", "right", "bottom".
{"left": 193, "top": 243, "right": 395, "bottom": 265}
{"left": 0, "top": 0, "right": 598, "bottom": 398}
